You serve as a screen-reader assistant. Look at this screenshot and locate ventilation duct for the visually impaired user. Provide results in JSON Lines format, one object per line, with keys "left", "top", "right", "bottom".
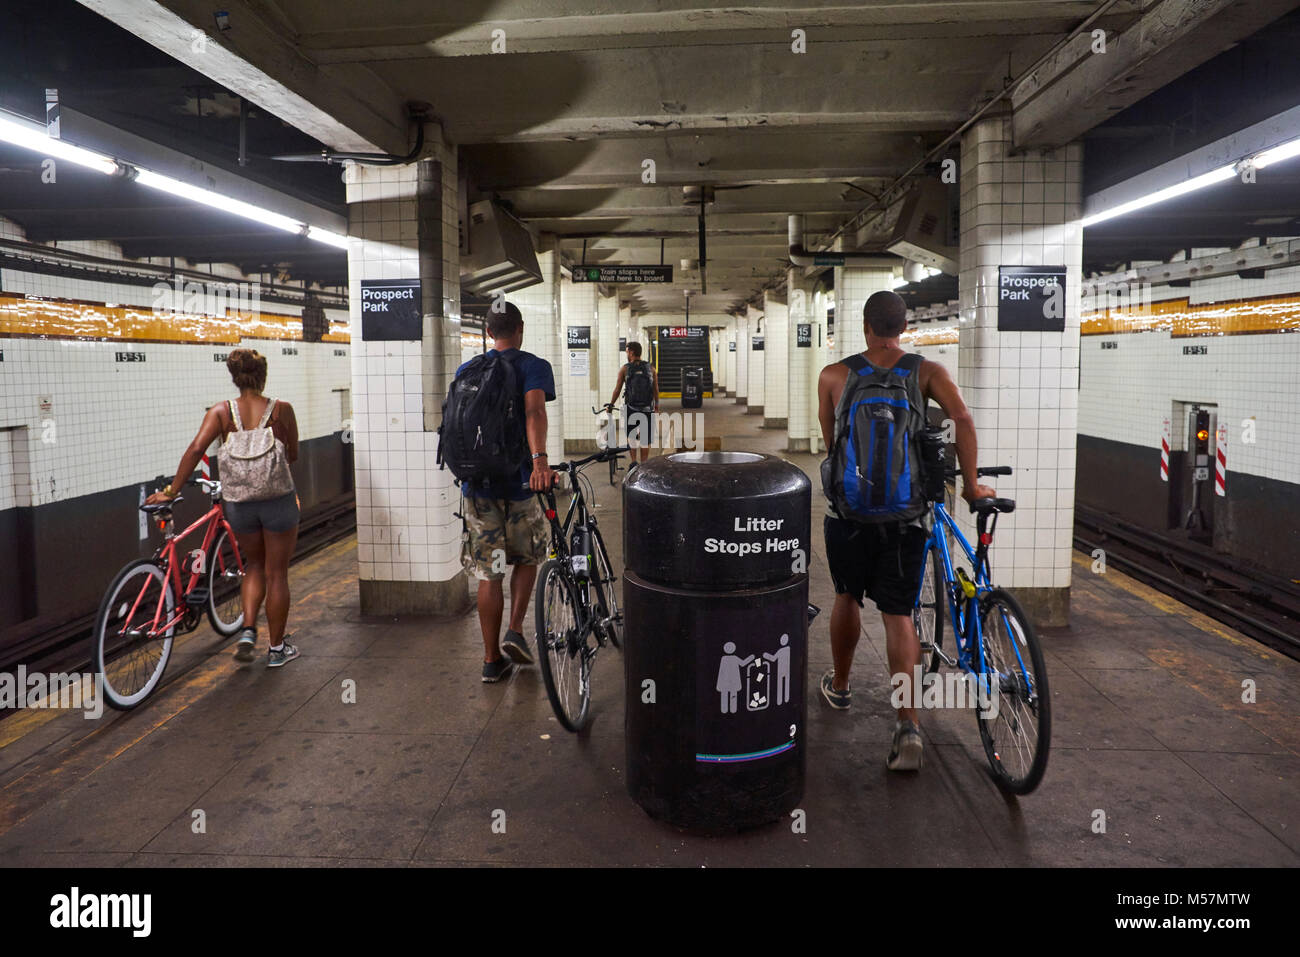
{"left": 460, "top": 200, "right": 542, "bottom": 295}
{"left": 788, "top": 215, "right": 897, "bottom": 268}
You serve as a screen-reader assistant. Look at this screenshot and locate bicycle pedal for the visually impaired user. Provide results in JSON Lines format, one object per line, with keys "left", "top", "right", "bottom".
{"left": 185, "top": 588, "right": 210, "bottom": 607}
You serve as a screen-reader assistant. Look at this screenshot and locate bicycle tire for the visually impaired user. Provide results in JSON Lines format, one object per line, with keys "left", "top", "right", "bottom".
{"left": 206, "top": 528, "right": 245, "bottom": 636}
{"left": 535, "top": 559, "right": 594, "bottom": 732}
{"left": 589, "top": 525, "right": 622, "bottom": 649}
{"left": 94, "top": 559, "right": 176, "bottom": 710}
{"left": 974, "top": 588, "right": 1051, "bottom": 794}
{"left": 914, "top": 543, "right": 945, "bottom": 674}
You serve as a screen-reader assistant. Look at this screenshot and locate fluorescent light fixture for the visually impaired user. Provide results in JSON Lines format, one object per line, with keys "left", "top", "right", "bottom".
{"left": 306, "top": 226, "right": 349, "bottom": 248}
{"left": 0, "top": 112, "right": 118, "bottom": 175}
{"left": 1, "top": 107, "right": 352, "bottom": 251}
{"left": 1253, "top": 135, "right": 1300, "bottom": 169}
{"left": 134, "top": 168, "right": 302, "bottom": 233}
{"left": 1082, "top": 165, "right": 1236, "bottom": 228}
{"left": 1084, "top": 134, "right": 1300, "bottom": 228}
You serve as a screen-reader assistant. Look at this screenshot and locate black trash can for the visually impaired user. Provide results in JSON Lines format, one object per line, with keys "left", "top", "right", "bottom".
{"left": 623, "top": 451, "right": 811, "bottom": 831}
{"left": 681, "top": 367, "right": 703, "bottom": 408}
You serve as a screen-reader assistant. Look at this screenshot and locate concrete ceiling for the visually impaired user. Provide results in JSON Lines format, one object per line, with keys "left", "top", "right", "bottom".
{"left": 54, "top": 0, "right": 1300, "bottom": 314}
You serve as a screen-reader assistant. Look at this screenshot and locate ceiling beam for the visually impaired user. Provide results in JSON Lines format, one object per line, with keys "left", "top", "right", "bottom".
{"left": 1012, "top": 0, "right": 1300, "bottom": 149}
{"left": 75, "top": 0, "right": 410, "bottom": 154}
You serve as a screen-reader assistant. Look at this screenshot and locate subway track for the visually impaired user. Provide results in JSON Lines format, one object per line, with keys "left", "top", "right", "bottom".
{"left": 0, "top": 495, "right": 357, "bottom": 685}
{"left": 1073, "top": 503, "right": 1300, "bottom": 660}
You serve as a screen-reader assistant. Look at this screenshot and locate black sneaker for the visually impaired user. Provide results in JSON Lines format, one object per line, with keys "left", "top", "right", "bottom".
{"left": 501, "top": 629, "right": 534, "bottom": 665}
{"left": 481, "top": 656, "right": 514, "bottom": 683}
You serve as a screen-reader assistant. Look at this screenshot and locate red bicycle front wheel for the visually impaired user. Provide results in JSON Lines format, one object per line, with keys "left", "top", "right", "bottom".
{"left": 94, "top": 559, "right": 176, "bottom": 710}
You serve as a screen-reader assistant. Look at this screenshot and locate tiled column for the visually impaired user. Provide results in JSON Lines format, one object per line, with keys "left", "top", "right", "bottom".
{"left": 745, "top": 305, "right": 765, "bottom": 414}
{"left": 344, "top": 131, "right": 469, "bottom": 615}
{"left": 734, "top": 312, "right": 749, "bottom": 404}
{"left": 724, "top": 321, "right": 737, "bottom": 396}
{"left": 809, "top": 285, "right": 829, "bottom": 453}
{"left": 833, "top": 265, "right": 894, "bottom": 360}
{"left": 510, "top": 243, "right": 565, "bottom": 465}
{"left": 560, "top": 276, "right": 599, "bottom": 452}
{"left": 597, "top": 291, "right": 619, "bottom": 406}
{"left": 786, "top": 272, "right": 816, "bottom": 451}
{"left": 958, "top": 113, "right": 1082, "bottom": 626}
{"left": 762, "top": 293, "right": 789, "bottom": 429}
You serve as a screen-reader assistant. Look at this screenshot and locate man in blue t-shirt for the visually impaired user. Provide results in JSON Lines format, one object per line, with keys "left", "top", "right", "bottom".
{"left": 454, "top": 301, "right": 557, "bottom": 682}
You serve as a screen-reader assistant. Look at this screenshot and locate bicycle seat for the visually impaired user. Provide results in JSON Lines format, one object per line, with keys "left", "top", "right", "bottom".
{"left": 969, "top": 497, "right": 1015, "bottom": 515}
{"left": 140, "top": 496, "right": 182, "bottom": 514}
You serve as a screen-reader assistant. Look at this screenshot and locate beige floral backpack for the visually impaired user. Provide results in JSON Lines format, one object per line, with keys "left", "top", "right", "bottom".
{"left": 218, "top": 398, "right": 295, "bottom": 502}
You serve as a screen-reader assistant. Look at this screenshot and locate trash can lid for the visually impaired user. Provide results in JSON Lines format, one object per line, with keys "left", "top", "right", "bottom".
{"left": 624, "top": 451, "right": 810, "bottom": 501}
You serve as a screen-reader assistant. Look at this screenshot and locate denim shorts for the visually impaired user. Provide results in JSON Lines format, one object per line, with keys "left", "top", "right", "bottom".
{"left": 224, "top": 491, "right": 300, "bottom": 534}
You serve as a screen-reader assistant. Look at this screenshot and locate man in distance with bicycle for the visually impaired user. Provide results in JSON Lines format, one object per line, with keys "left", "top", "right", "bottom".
{"left": 454, "top": 301, "right": 557, "bottom": 682}
{"left": 606, "top": 341, "right": 658, "bottom": 470}
{"left": 816, "top": 290, "right": 996, "bottom": 771}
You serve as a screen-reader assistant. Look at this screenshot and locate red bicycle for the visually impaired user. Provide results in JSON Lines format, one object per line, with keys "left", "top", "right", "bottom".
{"left": 93, "top": 476, "right": 246, "bottom": 709}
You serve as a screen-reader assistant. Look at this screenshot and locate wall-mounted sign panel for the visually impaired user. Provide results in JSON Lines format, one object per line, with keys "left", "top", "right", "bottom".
{"left": 997, "top": 266, "right": 1066, "bottom": 332}
{"left": 361, "top": 279, "right": 422, "bottom": 341}
{"left": 796, "top": 323, "right": 812, "bottom": 347}
{"left": 567, "top": 326, "right": 591, "bottom": 349}
{"left": 751, "top": 336, "right": 765, "bottom": 351}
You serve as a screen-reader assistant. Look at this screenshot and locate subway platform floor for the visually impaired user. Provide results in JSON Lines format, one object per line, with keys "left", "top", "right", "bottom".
{"left": 1, "top": 400, "right": 1296, "bottom": 868}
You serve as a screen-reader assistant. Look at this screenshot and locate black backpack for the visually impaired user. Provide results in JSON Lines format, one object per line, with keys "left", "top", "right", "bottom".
{"left": 436, "top": 351, "right": 527, "bottom": 486}
{"left": 625, "top": 360, "right": 654, "bottom": 407}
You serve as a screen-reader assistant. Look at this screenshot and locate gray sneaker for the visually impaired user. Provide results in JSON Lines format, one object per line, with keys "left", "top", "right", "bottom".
{"left": 501, "top": 629, "right": 534, "bottom": 665}
{"left": 887, "top": 719, "right": 924, "bottom": 771}
{"left": 233, "top": 628, "right": 256, "bottom": 662}
{"left": 820, "top": 669, "right": 851, "bottom": 710}
{"left": 267, "top": 638, "right": 299, "bottom": 668}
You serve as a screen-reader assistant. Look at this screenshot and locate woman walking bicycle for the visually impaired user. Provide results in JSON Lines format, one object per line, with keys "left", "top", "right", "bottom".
{"left": 146, "top": 348, "right": 301, "bottom": 666}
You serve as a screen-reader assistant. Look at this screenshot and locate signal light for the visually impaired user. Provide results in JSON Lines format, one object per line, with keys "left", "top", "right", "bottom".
{"left": 1196, "top": 428, "right": 1209, "bottom": 443}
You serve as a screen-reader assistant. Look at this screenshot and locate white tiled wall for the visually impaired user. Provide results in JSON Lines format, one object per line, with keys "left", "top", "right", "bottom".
{"left": 957, "top": 115, "right": 1083, "bottom": 591}
{"left": 1078, "top": 330, "right": 1300, "bottom": 484}
{"left": 597, "top": 292, "right": 619, "bottom": 406}
{"left": 0, "top": 335, "right": 348, "bottom": 507}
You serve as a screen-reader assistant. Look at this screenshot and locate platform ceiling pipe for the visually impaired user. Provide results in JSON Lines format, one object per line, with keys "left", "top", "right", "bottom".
{"left": 788, "top": 215, "right": 897, "bottom": 268}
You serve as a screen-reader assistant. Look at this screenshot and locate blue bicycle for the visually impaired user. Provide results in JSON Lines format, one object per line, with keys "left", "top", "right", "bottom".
{"left": 912, "top": 465, "right": 1051, "bottom": 794}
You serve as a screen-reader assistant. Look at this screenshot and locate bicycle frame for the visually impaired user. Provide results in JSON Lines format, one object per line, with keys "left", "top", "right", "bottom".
{"left": 123, "top": 503, "right": 241, "bottom": 638}
{"left": 921, "top": 501, "right": 1036, "bottom": 703}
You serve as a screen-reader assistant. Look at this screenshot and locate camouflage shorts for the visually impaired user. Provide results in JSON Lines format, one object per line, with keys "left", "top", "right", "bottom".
{"left": 460, "top": 494, "right": 550, "bottom": 581}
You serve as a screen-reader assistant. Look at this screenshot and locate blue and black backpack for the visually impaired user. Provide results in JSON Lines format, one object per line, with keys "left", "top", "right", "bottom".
{"left": 822, "top": 352, "right": 933, "bottom": 523}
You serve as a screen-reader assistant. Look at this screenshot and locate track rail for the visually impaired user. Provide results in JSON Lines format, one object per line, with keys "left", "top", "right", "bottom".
{"left": 1, "top": 495, "right": 356, "bottom": 679}
{"left": 1073, "top": 504, "right": 1300, "bottom": 659}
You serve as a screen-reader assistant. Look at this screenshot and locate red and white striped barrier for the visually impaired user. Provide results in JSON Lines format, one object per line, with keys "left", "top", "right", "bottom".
{"left": 1215, "top": 426, "right": 1227, "bottom": 497}
{"left": 200, "top": 453, "right": 211, "bottom": 480}
{"left": 1160, "top": 417, "right": 1170, "bottom": 482}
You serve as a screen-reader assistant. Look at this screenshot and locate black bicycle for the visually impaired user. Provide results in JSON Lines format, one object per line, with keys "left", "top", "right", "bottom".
{"left": 533, "top": 445, "right": 629, "bottom": 731}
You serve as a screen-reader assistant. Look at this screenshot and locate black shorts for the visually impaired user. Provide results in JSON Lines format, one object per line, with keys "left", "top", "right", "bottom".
{"left": 824, "top": 516, "right": 928, "bottom": 616}
{"left": 224, "top": 491, "right": 300, "bottom": 535}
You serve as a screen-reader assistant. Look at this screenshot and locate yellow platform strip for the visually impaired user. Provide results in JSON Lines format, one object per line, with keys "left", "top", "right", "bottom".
{"left": 0, "top": 294, "right": 350, "bottom": 344}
